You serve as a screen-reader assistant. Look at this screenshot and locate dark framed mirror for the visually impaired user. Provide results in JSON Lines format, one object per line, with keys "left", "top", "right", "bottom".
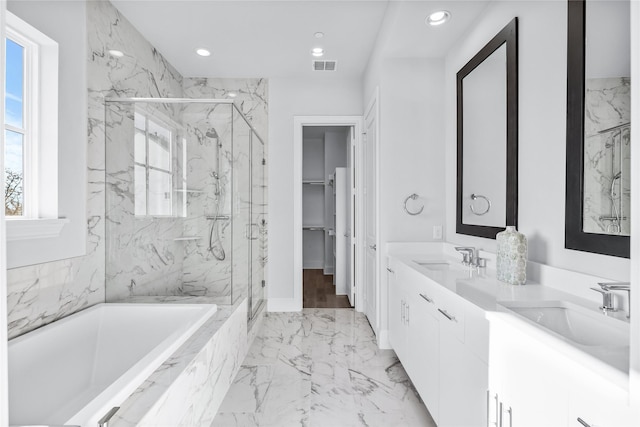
{"left": 456, "top": 18, "right": 519, "bottom": 239}
{"left": 565, "top": 0, "right": 630, "bottom": 258}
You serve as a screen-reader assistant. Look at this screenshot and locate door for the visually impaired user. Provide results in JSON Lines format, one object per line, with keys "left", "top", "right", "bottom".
{"left": 347, "top": 126, "right": 356, "bottom": 306}
{"left": 364, "top": 97, "right": 378, "bottom": 332}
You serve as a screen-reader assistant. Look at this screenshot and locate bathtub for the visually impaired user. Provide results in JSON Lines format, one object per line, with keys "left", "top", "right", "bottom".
{"left": 8, "top": 303, "right": 217, "bottom": 427}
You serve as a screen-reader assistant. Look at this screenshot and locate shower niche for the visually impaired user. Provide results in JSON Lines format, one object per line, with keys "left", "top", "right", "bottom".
{"left": 104, "top": 99, "right": 266, "bottom": 319}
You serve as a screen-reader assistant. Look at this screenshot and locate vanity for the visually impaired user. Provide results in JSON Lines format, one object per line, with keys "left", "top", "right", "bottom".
{"left": 387, "top": 243, "right": 637, "bottom": 427}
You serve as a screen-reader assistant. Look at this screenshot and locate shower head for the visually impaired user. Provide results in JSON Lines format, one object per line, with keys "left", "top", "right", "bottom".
{"left": 206, "top": 128, "right": 219, "bottom": 139}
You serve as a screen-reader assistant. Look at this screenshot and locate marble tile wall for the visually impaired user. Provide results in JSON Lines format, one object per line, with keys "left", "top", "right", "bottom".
{"left": 583, "top": 77, "right": 631, "bottom": 235}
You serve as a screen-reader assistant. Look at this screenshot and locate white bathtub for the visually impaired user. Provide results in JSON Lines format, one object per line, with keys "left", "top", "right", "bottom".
{"left": 8, "top": 303, "right": 217, "bottom": 427}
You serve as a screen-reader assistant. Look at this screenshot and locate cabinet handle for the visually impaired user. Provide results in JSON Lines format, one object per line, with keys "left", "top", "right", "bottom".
{"left": 387, "top": 267, "right": 395, "bottom": 274}
{"left": 438, "top": 308, "right": 457, "bottom": 322}
{"left": 406, "top": 304, "right": 410, "bottom": 324}
{"left": 499, "top": 403, "right": 503, "bottom": 427}
{"left": 494, "top": 393, "right": 500, "bottom": 427}
{"left": 506, "top": 406, "right": 512, "bottom": 427}
{"left": 577, "top": 418, "right": 591, "bottom": 427}
{"left": 419, "top": 293, "right": 434, "bottom": 304}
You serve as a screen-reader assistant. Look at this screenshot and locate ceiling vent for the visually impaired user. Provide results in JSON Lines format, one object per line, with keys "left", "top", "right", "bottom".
{"left": 312, "top": 60, "right": 337, "bottom": 71}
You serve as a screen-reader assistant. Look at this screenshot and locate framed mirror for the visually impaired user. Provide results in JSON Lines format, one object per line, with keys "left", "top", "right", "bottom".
{"left": 456, "top": 18, "right": 519, "bottom": 239}
{"left": 565, "top": 0, "right": 630, "bottom": 258}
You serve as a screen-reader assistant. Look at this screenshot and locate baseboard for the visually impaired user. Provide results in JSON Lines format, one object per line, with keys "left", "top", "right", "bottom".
{"left": 303, "top": 260, "right": 324, "bottom": 269}
{"left": 377, "top": 328, "right": 391, "bottom": 349}
{"left": 323, "top": 266, "right": 334, "bottom": 275}
{"left": 267, "top": 298, "right": 302, "bottom": 312}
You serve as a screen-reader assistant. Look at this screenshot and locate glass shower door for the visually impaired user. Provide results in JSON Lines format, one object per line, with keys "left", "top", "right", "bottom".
{"left": 250, "top": 130, "right": 266, "bottom": 319}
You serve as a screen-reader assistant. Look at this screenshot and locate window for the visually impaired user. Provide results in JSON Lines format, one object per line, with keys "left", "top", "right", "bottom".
{"left": 4, "top": 11, "right": 64, "bottom": 245}
{"left": 4, "top": 33, "right": 30, "bottom": 217}
{"left": 134, "top": 110, "right": 174, "bottom": 217}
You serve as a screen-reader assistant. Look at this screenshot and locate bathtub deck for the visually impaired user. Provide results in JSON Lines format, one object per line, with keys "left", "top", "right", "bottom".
{"left": 213, "top": 309, "right": 435, "bottom": 427}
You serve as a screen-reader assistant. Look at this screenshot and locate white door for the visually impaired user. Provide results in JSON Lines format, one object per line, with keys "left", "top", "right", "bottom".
{"left": 364, "top": 97, "right": 378, "bottom": 332}
{"left": 347, "top": 126, "right": 355, "bottom": 306}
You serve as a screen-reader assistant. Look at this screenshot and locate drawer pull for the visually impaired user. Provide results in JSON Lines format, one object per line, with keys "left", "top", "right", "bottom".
{"left": 438, "top": 308, "right": 457, "bottom": 322}
{"left": 577, "top": 418, "right": 591, "bottom": 427}
{"left": 419, "top": 293, "right": 434, "bottom": 304}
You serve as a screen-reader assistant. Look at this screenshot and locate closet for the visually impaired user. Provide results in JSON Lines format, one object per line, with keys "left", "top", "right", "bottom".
{"left": 302, "top": 126, "right": 351, "bottom": 305}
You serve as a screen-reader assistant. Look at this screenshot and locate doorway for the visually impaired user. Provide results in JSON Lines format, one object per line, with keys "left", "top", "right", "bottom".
{"left": 301, "top": 126, "right": 352, "bottom": 308}
{"left": 293, "top": 116, "right": 363, "bottom": 311}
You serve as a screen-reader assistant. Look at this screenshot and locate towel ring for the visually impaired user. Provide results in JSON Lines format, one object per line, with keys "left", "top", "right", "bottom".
{"left": 403, "top": 193, "right": 424, "bottom": 216}
{"left": 469, "top": 194, "right": 491, "bottom": 216}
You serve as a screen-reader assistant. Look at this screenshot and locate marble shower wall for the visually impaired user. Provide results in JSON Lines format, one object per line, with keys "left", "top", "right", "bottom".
{"left": 7, "top": 0, "right": 183, "bottom": 339}
{"left": 583, "top": 77, "right": 631, "bottom": 235}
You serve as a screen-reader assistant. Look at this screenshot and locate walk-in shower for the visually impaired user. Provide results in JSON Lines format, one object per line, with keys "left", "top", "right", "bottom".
{"left": 104, "top": 98, "right": 266, "bottom": 320}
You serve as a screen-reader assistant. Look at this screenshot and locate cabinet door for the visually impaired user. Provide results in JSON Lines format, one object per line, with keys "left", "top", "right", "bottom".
{"left": 408, "top": 292, "right": 440, "bottom": 424}
{"left": 439, "top": 323, "right": 488, "bottom": 427}
{"left": 494, "top": 319, "right": 568, "bottom": 427}
{"left": 388, "top": 260, "right": 405, "bottom": 359}
{"left": 567, "top": 361, "right": 640, "bottom": 427}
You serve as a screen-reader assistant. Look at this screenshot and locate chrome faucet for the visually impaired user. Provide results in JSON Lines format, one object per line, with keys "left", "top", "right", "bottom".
{"left": 454, "top": 246, "right": 486, "bottom": 269}
{"left": 597, "top": 282, "right": 631, "bottom": 319}
{"left": 454, "top": 246, "right": 474, "bottom": 265}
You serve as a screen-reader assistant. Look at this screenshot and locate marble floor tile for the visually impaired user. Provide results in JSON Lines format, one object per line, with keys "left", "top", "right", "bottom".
{"left": 212, "top": 309, "right": 435, "bottom": 427}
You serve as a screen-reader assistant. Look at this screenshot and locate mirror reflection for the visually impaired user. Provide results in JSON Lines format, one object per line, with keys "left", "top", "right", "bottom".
{"left": 462, "top": 44, "right": 507, "bottom": 228}
{"left": 582, "top": 0, "right": 631, "bottom": 236}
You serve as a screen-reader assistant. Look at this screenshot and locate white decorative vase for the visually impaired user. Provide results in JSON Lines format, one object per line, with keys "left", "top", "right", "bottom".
{"left": 496, "top": 226, "right": 527, "bottom": 285}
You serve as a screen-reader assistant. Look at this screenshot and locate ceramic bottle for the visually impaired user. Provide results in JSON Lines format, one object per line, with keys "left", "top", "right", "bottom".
{"left": 496, "top": 226, "right": 527, "bottom": 285}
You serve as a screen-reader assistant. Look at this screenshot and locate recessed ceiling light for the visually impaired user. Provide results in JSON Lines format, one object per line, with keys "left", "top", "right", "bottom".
{"left": 314, "top": 32, "right": 324, "bottom": 39}
{"left": 312, "top": 47, "right": 324, "bottom": 57}
{"left": 426, "top": 10, "right": 451, "bottom": 26}
{"left": 108, "top": 49, "right": 124, "bottom": 58}
{"left": 228, "top": 92, "right": 237, "bottom": 98}
{"left": 196, "top": 48, "right": 211, "bottom": 57}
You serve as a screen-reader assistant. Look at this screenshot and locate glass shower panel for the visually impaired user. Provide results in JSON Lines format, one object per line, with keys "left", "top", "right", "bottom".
{"left": 105, "top": 99, "right": 266, "bottom": 319}
{"left": 181, "top": 103, "right": 233, "bottom": 304}
{"left": 105, "top": 101, "right": 186, "bottom": 300}
{"left": 251, "top": 131, "right": 266, "bottom": 318}
{"left": 231, "top": 108, "right": 251, "bottom": 306}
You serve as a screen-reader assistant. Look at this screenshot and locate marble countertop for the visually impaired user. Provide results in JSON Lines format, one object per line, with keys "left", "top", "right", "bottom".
{"left": 389, "top": 252, "right": 630, "bottom": 389}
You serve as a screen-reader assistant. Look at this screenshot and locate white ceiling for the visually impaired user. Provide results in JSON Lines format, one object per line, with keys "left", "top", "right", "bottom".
{"left": 110, "top": 0, "right": 490, "bottom": 79}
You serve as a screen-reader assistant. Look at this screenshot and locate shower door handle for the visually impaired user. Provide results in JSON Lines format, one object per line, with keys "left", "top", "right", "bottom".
{"left": 245, "top": 223, "right": 259, "bottom": 240}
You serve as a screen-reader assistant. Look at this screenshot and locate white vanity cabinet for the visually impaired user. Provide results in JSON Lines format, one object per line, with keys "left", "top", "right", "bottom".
{"left": 388, "top": 258, "right": 489, "bottom": 427}
{"left": 489, "top": 313, "right": 639, "bottom": 427}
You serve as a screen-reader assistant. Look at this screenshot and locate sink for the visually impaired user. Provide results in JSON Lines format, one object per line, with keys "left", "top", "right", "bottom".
{"left": 413, "top": 260, "right": 450, "bottom": 271}
{"left": 499, "top": 300, "right": 628, "bottom": 347}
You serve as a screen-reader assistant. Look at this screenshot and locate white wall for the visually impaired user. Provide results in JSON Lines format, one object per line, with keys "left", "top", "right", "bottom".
{"left": 444, "top": 0, "right": 630, "bottom": 281}
{"left": 268, "top": 77, "right": 362, "bottom": 301}
{"left": 362, "top": 57, "right": 447, "bottom": 340}
{"left": 7, "top": 0, "right": 87, "bottom": 268}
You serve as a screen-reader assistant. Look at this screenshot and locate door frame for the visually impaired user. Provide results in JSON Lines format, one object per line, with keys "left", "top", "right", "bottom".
{"left": 293, "top": 116, "right": 364, "bottom": 311}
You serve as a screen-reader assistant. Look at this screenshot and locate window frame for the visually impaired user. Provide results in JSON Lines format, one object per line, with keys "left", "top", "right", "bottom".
{"left": 4, "top": 11, "right": 63, "bottom": 243}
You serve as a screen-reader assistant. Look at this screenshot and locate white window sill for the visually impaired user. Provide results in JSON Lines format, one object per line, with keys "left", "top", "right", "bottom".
{"left": 6, "top": 218, "right": 70, "bottom": 241}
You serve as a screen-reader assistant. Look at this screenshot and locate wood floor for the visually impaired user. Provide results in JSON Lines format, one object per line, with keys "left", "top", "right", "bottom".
{"left": 303, "top": 269, "right": 353, "bottom": 308}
